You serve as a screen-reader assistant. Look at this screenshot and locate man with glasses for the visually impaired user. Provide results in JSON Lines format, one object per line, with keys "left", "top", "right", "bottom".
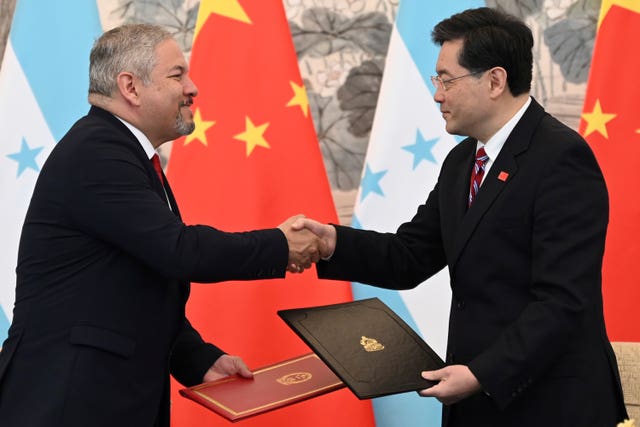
{"left": 293, "top": 7, "right": 627, "bottom": 427}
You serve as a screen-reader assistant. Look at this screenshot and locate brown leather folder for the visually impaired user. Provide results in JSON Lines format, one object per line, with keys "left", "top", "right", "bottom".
{"left": 278, "top": 297, "right": 445, "bottom": 399}
{"left": 179, "top": 353, "right": 344, "bottom": 422}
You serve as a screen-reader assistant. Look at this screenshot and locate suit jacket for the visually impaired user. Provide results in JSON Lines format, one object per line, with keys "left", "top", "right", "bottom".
{"left": 318, "top": 99, "right": 627, "bottom": 427}
{"left": 0, "top": 106, "right": 289, "bottom": 427}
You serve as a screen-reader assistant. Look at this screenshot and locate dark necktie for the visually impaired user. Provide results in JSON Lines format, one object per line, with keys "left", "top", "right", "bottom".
{"left": 468, "top": 147, "right": 489, "bottom": 207}
{"left": 151, "top": 154, "right": 164, "bottom": 186}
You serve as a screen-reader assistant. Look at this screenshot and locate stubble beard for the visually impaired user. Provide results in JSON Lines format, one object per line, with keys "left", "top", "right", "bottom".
{"left": 175, "top": 106, "right": 195, "bottom": 136}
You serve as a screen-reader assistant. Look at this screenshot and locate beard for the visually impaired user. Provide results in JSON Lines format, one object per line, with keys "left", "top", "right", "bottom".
{"left": 175, "top": 101, "right": 195, "bottom": 136}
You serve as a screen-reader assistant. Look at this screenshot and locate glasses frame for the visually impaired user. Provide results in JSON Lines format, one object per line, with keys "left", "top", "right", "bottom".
{"left": 430, "top": 70, "right": 485, "bottom": 91}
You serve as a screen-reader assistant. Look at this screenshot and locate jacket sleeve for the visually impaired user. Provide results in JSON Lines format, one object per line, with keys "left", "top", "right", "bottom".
{"left": 317, "top": 184, "right": 447, "bottom": 289}
{"left": 169, "top": 317, "right": 225, "bottom": 387}
{"left": 60, "top": 133, "right": 289, "bottom": 284}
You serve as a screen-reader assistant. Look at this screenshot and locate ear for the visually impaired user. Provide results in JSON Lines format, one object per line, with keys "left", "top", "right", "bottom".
{"left": 487, "top": 67, "right": 508, "bottom": 98}
{"left": 116, "top": 72, "right": 141, "bottom": 106}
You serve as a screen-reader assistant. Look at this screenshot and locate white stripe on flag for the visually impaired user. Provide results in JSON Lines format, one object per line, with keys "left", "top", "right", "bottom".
{"left": 0, "top": 42, "right": 56, "bottom": 338}
{"left": 0, "top": 1, "right": 102, "bottom": 343}
{"left": 351, "top": 1, "right": 483, "bottom": 426}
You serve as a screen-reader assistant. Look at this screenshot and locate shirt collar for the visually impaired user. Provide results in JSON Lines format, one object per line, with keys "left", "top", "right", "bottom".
{"left": 114, "top": 116, "right": 157, "bottom": 160}
{"left": 478, "top": 96, "right": 531, "bottom": 159}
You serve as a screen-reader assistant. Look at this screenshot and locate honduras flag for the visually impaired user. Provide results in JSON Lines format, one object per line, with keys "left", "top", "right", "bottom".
{"left": 0, "top": 1, "right": 102, "bottom": 343}
{"left": 351, "top": 1, "right": 483, "bottom": 426}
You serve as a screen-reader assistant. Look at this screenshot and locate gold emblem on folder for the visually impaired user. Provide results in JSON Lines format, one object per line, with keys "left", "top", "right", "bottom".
{"left": 276, "top": 372, "right": 313, "bottom": 385}
{"left": 361, "top": 336, "right": 385, "bottom": 352}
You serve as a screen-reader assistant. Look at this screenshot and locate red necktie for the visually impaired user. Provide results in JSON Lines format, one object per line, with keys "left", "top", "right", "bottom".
{"left": 151, "top": 154, "right": 164, "bottom": 186}
{"left": 468, "top": 147, "right": 489, "bottom": 207}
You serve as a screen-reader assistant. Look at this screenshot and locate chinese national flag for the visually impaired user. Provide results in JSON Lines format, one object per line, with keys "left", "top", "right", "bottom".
{"left": 579, "top": 1, "right": 640, "bottom": 342}
{"left": 166, "top": 1, "right": 375, "bottom": 426}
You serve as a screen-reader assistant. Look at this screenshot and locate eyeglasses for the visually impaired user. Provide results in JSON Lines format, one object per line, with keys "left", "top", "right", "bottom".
{"left": 430, "top": 71, "right": 485, "bottom": 91}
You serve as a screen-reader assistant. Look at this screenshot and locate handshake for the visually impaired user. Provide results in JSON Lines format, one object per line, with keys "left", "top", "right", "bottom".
{"left": 277, "top": 215, "right": 337, "bottom": 273}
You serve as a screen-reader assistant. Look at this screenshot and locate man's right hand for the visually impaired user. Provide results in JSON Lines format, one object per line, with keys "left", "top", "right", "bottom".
{"left": 278, "top": 215, "right": 321, "bottom": 273}
{"left": 291, "top": 217, "right": 336, "bottom": 260}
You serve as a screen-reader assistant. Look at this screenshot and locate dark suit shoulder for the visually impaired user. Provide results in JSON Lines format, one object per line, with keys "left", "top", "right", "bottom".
{"left": 440, "top": 137, "right": 476, "bottom": 168}
{"left": 44, "top": 107, "right": 149, "bottom": 178}
{"left": 59, "top": 107, "right": 139, "bottom": 152}
{"left": 529, "top": 113, "right": 599, "bottom": 165}
{"left": 536, "top": 113, "right": 586, "bottom": 146}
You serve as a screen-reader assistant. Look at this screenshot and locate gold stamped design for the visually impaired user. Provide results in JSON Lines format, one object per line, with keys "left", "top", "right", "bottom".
{"left": 276, "top": 372, "right": 313, "bottom": 385}
{"left": 360, "top": 336, "right": 385, "bottom": 352}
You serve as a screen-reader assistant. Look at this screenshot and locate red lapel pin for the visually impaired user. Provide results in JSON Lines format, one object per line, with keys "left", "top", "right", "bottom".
{"left": 498, "top": 171, "right": 509, "bottom": 182}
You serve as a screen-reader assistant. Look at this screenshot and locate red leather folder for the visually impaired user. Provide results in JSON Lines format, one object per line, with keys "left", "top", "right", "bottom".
{"left": 179, "top": 353, "right": 344, "bottom": 422}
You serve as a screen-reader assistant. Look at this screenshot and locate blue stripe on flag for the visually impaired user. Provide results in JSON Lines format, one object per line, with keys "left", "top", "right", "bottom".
{"left": 396, "top": 0, "right": 485, "bottom": 96}
{"left": 0, "top": 308, "right": 9, "bottom": 343}
{"left": 10, "top": 0, "right": 102, "bottom": 141}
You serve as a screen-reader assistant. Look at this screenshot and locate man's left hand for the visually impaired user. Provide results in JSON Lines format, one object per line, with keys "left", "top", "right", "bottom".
{"left": 419, "top": 365, "right": 482, "bottom": 405}
{"left": 203, "top": 354, "right": 253, "bottom": 383}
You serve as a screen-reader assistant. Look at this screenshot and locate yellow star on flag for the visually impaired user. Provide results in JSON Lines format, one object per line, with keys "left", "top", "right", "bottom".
{"left": 598, "top": 0, "right": 640, "bottom": 28}
{"left": 184, "top": 108, "right": 215, "bottom": 146}
{"left": 286, "top": 81, "right": 310, "bottom": 118}
{"left": 233, "top": 116, "right": 270, "bottom": 156}
{"left": 194, "top": 0, "right": 252, "bottom": 38}
{"left": 581, "top": 99, "right": 616, "bottom": 139}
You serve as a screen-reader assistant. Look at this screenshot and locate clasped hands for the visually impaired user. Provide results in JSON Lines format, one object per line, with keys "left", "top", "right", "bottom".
{"left": 278, "top": 215, "right": 336, "bottom": 273}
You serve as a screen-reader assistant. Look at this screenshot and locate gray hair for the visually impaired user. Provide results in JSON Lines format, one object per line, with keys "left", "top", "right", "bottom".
{"left": 89, "top": 24, "right": 173, "bottom": 97}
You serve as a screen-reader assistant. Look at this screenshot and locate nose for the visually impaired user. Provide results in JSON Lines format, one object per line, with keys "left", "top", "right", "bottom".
{"left": 184, "top": 75, "right": 198, "bottom": 98}
{"left": 433, "top": 85, "right": 444, "bottom": 103}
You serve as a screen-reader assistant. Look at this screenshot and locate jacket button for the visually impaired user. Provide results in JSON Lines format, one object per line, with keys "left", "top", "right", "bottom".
{"left": 456, "top": 300, "right": 465, "bottom": 309}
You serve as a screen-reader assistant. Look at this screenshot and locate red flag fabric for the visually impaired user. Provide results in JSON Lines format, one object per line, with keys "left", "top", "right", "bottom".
{"left": 167, "top": 1, "right": 375, "bottom": 425}
{"left": 579, "top": 2, "right": 640, "bottom": 342}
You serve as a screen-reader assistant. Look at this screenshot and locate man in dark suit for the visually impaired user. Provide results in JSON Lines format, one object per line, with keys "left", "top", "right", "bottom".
{"left": 294, "top": 7, "right": 628, "bottom": 427}
{"left": 0, "top": 24, "right": 318, "bottom": 426}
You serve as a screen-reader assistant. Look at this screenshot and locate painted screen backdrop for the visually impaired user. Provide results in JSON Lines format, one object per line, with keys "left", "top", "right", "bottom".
{"left": 579, "top": 0, "right": 640, "bottom": 343}
{"left": 350, "top": 1, "right": 483, "bottom": 426}
{"left": 0, "top": 0, "right": 102, "bottom": 345}
{"left": 166, "top": 1, "right": 375, "bottom": 426}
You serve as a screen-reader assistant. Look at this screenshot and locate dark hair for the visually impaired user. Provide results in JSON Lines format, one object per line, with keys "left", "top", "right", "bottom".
{"left": 431, "top": 7, "right": 533, "bottom": 96}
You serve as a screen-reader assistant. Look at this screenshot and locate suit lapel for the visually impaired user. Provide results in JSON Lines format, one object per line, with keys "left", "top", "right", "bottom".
{"left": 90, "top": 106, "right": 189, "bottom": 304}
{"left": 449, "top": 98, "right": 546, "bottom": 267}
{"left": 157, "top": 170, "right": 189, "bottom": 302}
{"left": 161, "top": 172, "right": 182, "bottom": 219}
{"left": 153, "top": 167, "right": 190, "bottom": 302}
{"left": 89, "top": 106, "right": 171, "bottom": 207}
{"left": 441, "top": 140, "right": 476, "bottom": 261}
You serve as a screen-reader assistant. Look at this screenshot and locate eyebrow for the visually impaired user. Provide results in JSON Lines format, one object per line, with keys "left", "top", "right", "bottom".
{"left": 434, "top": 67, "right": 448, "bottom": 76}
{"left": 435, "top": 68, "right": 452, "bottom": 77}
{"left": 168, "top": 65, "right": 187, "bottom": 75}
